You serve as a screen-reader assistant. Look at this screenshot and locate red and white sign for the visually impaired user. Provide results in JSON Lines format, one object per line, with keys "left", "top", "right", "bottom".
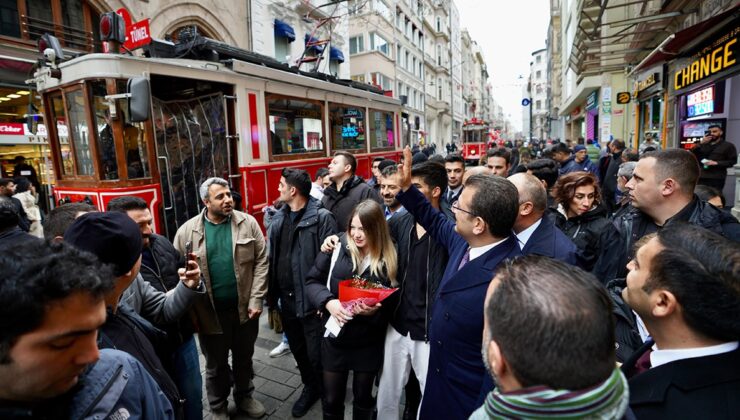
{"left": 117, "top": 8, "right": 152, "bottom": 50}
{"left": 0, "top": 123, "right": 24, "bottom": 135}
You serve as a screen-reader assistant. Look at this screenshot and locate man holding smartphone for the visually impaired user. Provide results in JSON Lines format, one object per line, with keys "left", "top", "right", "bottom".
{"left": 692, "top": 124, "right": 737, "bottom": 191}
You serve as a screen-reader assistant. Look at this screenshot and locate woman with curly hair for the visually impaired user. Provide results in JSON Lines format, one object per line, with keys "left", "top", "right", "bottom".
{"left": 551, "top": 171, "right": 614, "bottom": 271}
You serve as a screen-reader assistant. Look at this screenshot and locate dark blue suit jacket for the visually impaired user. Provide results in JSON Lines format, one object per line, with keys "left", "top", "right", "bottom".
{"left": 397, "top": 186, "right": 522, "bottom": 420}
{"left": 520, "top": 216, "right": 579, "bottom": 265}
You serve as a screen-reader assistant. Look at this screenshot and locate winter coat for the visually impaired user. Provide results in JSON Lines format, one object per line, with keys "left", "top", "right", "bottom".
{"left": 388, "top": 210, "right": 448, "bottom": 341}
{"left": 553, "top": 204, "right": 614, "bottom": 272}
{"left": 606, "top": 278, "right": 644, "bottom": 363}
{"left": 592, "top": 198, "right": 740, "bottom": 283}
{"left": 12, "top": 191, "right": 42, "bottom": 237}
{"left": 520, "top": 216, "right": 579, "bottom": 265}
{"left": 304, "top": 233, "right": 395, "bottom": 348}
{"left": 173, "top": 209, "right": 268, "bottom": 334}
{"left": 267, "top": 197, "right": 338, "bottom": 317}
{"left": 70, "top": 349, "right": 175, "bottom": 419}
{"left": 137, "top": 233, "right": 200, "bottom": 348}
{"left": 691, "top": 139, "right": 738, "bottom": 179}
{"left": 321, "top": 175, "right": 381, "bottom": 230}
{"left": 560, "top": 156, "right": 599, "bottom": 179}
{"left": 121, "top": 273, "right": 204, "bottom": 330}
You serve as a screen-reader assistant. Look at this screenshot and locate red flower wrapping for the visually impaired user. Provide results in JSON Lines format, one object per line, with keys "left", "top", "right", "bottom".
{"left": 338, "top": 278, "right": 397, "bottom": 310}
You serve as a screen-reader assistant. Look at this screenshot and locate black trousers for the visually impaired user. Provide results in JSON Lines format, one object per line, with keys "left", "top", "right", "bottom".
{"left": 279, "top": 296, "right": 323, "bottom": 393}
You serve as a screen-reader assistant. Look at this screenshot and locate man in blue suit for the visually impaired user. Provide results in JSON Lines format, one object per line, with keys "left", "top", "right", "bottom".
{"left": 395, "top": 147, "right": 522, "bottom": 419}
{"left": 508, "top": 173, "right": 578, "bottom": 265}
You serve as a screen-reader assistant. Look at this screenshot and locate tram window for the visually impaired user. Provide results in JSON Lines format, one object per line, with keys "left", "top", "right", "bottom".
{"left": 118, "top": 100, "right": 151, "bottom": 179}
{"left": 369, "top": 109, "right": 395, "bottom": 151}
{"left": 267, "top": 96, "right": 324, "bottom": 156}
{"left": 91, "top": 82, "right": 118, "bottom": 180}
{"left": 65, "top": 90, "right": 94, "bottom": 176}
{"left": 49, "top": 95, "right": 74, "bottom": 176}
{"left": 329, "top": 104, "right": 365, "bottom": 152}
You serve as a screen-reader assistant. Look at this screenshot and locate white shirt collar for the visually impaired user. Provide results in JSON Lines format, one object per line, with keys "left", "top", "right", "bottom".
{"left": 469, "top": 236, "right": 509, "bottom": 262}
{"left": 515, "top": 218, "right": 542, "bottom": 249}
{"left": 448, "top": 185, "right": 463, "bottom": 198}
{"left": 650, "top": 341, "right": 739, "bottom": 368}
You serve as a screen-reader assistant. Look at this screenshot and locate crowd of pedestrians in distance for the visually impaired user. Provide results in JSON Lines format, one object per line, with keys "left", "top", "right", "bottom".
{"left": 0, "top": 135, "right": 738, "bottom": 420}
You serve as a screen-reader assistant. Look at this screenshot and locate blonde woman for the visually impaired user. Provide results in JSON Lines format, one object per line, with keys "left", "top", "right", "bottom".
{"left": 306, "top": 199, "right": 397, "bottom": 420}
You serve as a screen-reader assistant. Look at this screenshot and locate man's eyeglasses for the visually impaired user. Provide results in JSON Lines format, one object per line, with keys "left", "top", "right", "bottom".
{"left": 451, "top": 202, "right": 476, "bottom": 217}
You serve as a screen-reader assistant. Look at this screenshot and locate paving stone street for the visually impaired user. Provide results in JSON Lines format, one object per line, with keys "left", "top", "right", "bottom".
{"left": 198, "top": 312, "right": 389, "bottom": 419}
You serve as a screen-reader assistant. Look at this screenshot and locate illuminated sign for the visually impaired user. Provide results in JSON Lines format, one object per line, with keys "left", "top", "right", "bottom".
{"left": 674, "top": 26, "right": 738, "bottom": 91}
{"left": 636, "top": 73, "right": 659, "bottom": 93}
{"left": 686, "top": 86, "right": 715, "bottom": 117}
{"left": 342, "top": 125, "right": 358, "bottom": 138}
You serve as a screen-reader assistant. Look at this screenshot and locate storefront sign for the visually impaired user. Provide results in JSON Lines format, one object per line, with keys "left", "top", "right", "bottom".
{"left": 673, "top": 25, "right": 738, "bottom": 91}
{"left": 686, "top": 85, "right": 715, "bottom": 117}
{"left": 0, "top": 123, "right": 24, "bottom": 135}
{"left": 637, "top": 73, "right": 660, "bottom": 93}
{"left": 616, "top": 92, "right": 631, "bottom": 104}
{"left": 586, "top": 91, "right": 598, "bottom": 110}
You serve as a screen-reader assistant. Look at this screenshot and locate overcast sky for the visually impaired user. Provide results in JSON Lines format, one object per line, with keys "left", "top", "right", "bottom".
{"left": 455, "top": 0, "right": 550, "bottom": 132}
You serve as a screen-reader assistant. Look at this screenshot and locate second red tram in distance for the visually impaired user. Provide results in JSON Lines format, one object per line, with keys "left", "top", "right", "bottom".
{"left": 460, "top": 117, "right": 490, "bottom": 165}
{"left": 30, "top": 32, "right": 402, "bottom": 238}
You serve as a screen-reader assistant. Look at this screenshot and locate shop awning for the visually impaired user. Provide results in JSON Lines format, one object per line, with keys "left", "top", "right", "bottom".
{"left": 304, "top": 34, "right": 325, "bottom": 53}
{"left": 274, "top": 19, "right": 296, "bottom": 42}
{"left": 329, "top": 46, "right": 344, "bottom": 63}
{"left": 631, "top": 4, "right": 740, "bottom": 75}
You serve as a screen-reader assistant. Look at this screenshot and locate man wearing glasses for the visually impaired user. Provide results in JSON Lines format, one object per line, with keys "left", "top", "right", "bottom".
{"left": 395, "top": 147, "right": 522, "bottom": 419}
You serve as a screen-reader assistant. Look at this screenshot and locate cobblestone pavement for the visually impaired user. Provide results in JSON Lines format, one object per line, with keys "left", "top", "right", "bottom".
{"left": 198, "top": 313, "right": 380, "bottom": 419}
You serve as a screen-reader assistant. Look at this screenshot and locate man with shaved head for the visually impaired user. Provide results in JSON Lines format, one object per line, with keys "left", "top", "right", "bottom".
{"left": 508, "top": 173, "right": 578, "bottom": 265}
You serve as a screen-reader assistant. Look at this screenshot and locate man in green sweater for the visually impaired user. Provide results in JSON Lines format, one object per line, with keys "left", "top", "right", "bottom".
{"left": 174, "top": 177, "right": 268, "bottom": 420}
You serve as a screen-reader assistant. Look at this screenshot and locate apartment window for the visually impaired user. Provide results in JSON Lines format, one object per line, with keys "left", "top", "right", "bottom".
{"left": 369, "top": 32, "right": 389, "bottom": 56}
{"left": 536, "top": 55, "right": 541, "bottom": 63}
{"left": 348, "top": 0, "right": 362, "bottom": 14}
{"left": 437, "top": 78, "right": 442, "bottom": 100}
{"left": 536, "top": 100, "right": 541, "bottom": 110}
{"left": 350, "top": 35, "right": 364, "bottom": 54}
{"left": 351, "top": 74, "right": 366, "bottom": 83}
{"left": 370, "top": 72, "right": 392, "bottom": 91}
{"left": 412, "top": 57, "right": 417, "bottom": 75}
{"left": 397, "top": 45, "right": 402, "bottom": 63}
{"left": 274, "top": 37, "right": 291, "bottom": 63}
{"left": 419, "top": 62, "right": 423, "bottom": 79}
{"left": 536, "top": 70, "right": 541, "bottom": 79}
{"left": 396, "top": 10, "right": 402, "bottom": 27}
{"left": 436, "top": 44, "right": 442, "bottom": 65}
{"left": 436, "top": 16, "right": 441, "bottom": 32}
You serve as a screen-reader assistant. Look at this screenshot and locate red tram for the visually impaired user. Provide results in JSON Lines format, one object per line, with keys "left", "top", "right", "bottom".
{"left": 30, "top": 33, "right": 402, "bottom": 237}
{"left": 460, "top": 117, "right": 490, "bottom": 164}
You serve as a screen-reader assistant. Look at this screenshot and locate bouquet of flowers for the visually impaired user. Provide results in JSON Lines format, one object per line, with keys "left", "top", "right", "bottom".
{"left": 338, "top": 276, "right": 398, "bottom": 312}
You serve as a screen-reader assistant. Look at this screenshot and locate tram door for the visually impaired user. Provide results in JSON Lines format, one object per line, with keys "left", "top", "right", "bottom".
{"left": 152, "top": 92, "right": 233, "bottom": 239}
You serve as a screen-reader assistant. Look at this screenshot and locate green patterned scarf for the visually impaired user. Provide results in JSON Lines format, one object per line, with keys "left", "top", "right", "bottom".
{"left": 470, "top": 368, "right": 629, "bottom": 419}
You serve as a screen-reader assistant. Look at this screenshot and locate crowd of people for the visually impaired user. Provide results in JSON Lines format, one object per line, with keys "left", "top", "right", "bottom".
{"left": 0, "top": 130, "right": 738, "bottom": 420}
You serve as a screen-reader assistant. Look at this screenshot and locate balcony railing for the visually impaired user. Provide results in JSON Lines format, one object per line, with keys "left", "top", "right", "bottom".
{"left": 21, "top": 14, "right": 93, "bottom": 52}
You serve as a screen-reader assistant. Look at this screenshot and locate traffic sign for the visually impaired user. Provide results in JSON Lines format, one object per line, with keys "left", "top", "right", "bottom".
{"left": 521, "top": 98, "right": 531, "bottom": 106}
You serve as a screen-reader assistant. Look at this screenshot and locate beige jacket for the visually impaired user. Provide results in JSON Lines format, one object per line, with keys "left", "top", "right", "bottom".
{"left": 174, "top": 209, "right": 268, "bottom": 334}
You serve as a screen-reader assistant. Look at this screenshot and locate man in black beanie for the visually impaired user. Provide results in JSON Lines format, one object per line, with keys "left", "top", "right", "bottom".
{"left": 65, "top": 212, "right": 202, "bottom": 418}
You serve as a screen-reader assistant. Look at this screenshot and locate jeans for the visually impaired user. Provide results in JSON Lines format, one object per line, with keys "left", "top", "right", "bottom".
{"left": 171, "top": 336, "right": 203, "bottom": 420}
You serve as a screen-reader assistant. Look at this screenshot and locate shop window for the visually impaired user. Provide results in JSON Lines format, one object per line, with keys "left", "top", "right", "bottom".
{"left": 90, "top": 82, "right": 118, "bottom": 180}
{"left": 267, "top": 95, "right": 324, "bottom": 158}
{"left": 329, "top": 104, "right": 365, "bottom": 152}
{"left": 369, "top": 109, "right": 394, "bottom": 150}
{"left": 49, "top": 94, "right": 74, "bottom": 176}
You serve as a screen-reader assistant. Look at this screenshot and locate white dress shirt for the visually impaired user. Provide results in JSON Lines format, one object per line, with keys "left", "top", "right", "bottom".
{"left": 650, "top": 341, "right": 739, "bottom": 368}
{"left": 515, "top": 219, "right": 542, "bottom": 249}
{"left": 469, "top": 237, "right": 508, "bottom": 262}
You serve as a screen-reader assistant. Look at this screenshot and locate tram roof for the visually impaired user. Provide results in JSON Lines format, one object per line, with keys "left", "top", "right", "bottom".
{"left": 32, "top": 43, "right": 400, "bottom": 107}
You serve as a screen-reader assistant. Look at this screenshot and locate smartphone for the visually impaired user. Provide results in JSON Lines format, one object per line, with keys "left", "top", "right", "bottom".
{"left": 705, "top": 130, "right": 711, "bottom": 136}
{"left": 184, "top": 241, "right": 193, "bottom": 268}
